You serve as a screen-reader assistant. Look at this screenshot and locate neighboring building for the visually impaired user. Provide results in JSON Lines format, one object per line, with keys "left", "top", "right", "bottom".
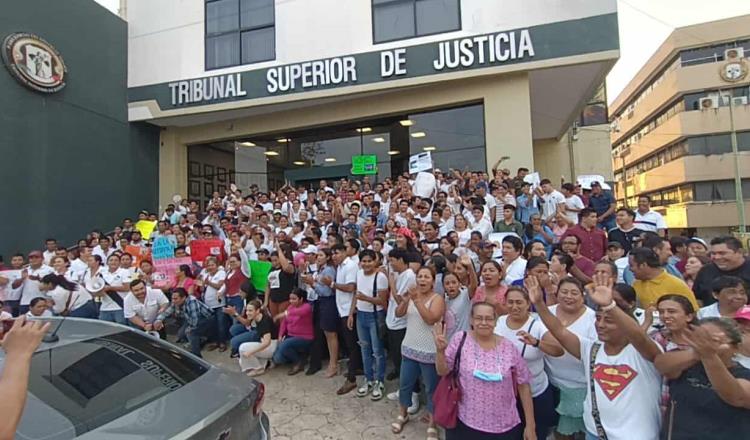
{"left": 610, "top": 15, "right": 750, "bottom": 237}
{"left": 0, "top": 0, "right": 159, "bottom": 256}
{"left": 125, "top": 0, "right": 620, "bottom": 209}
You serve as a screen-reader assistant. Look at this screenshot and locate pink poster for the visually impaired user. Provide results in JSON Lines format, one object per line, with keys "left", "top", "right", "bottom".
{"left": 152, "top": 257, "right": 193, "bottom": 289}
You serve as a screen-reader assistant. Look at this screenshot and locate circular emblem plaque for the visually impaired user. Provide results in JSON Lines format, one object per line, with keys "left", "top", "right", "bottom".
{"left": 2, "top": 32, "right": 67, "bottom": 93}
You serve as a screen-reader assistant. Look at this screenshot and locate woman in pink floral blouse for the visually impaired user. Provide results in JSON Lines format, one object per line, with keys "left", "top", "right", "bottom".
{"left": 435, "top": 302, "right": 536, "bottom": 440}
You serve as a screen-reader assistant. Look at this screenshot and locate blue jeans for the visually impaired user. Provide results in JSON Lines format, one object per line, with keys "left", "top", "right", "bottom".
{"left": 99, "top": 309, "right": 126, "bottom": 324}
{"left": 213, "top": 306, "right": 230, "bottom": 344}
{"left": 225, "top": 296, "right": 244, "bottom": 322}
{"left": 69, "top": 300, "right": 98, "bottom": 319}
{"left": 188, "top": 318, "right": 214, "bottom": 358}
{"left": 399, "top": 357, "right": 438, "bottom": 413}
{"left": 356, "top": 310, "right": 386, "bottom": 382}
{"left": 598, "top": 217, "right": 616, "bottom": 230}
{"left": 273, "top": 336, "right": 313, "bottom": 365}
{"left": 229, "top": 323, "right": 259, "bottom": 354}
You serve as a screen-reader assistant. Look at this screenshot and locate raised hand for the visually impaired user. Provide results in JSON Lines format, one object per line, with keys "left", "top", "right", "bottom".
{"left": 590, "top": 273, "right": 614, "bottom": 307}
{"left": 683, "top": 324, "right": 725, "bottom": 359}
{"left": 524, "top": 276, "right": 543, "bottom": 304}
{"left": 516, "top": 330, "right": 538, "bottom": 347}
{"left": 433, "top": 322, "right": 448, "bottom": 352}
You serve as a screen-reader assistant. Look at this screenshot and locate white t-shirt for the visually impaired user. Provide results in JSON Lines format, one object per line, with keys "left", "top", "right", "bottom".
{"left": 99, "top": 268, "right": 129, "bottom": 312}
{"left": 541, "top": 190, "right": 565, "bottom": 221}
{"left": 634, "top": 210, "right": 667, "bottom": 232}
{"left": 123, "top": 288, "right": 169, "bottom": 323}
{"left": 335, "top": 257, "right": 359, "bottom": 317}
{"left": 355, "top": 270, "right": 388, "bottom": 312}
{"left": 68, "top": 259, "right": 88, "bottom": 282}
{"left": 201, "top": 268, "right": 227, "bottom": 308}
{"left": 456, "top": 229, "right": 472, "bottom": 247}
{"left": 20, "top": 265, "right": 54, "bottom": 306}
{"left": 45, "top": 286, "right": 91, "bottom": 315}
{"left": 580, "top": 338, "right": 663, "bottom": 440}
{"left": 543, "top": 304, "right": 597, "bottom": 389}
{"left": 444, "top": 287, "right": 471, "bottom": 341}
{"left": 564, "top": 195, "right": 584, "bottom": 224}
{"left": 697, "top": 303, "right": 721, "bottom": 319}
{"left": 495, "top": 315, "right": 550, "bottom": 397}
{"left": 386, "top": 269, "right": 415, "bottom": 331}
{"left": 471, "top": 218, "right": 493, "bottom": 239}
{"left": 503, "top": 257, "right": 527, "bottom": 285}
{"left": 1, "top": 270, "right": 24, "bottom": 301}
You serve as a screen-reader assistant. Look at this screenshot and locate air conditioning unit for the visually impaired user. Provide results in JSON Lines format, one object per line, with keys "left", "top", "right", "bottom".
{"left": 699, "top": 96, "right": 719, "bottom": 110}
{"left": 725, "top": 47, "right": 745, "bottom": 60}
{"left": 732, "top": 96, "right": 749, "bottom": 106}
{"left": 626, "top": 105, "right": 635, "bottom": 119}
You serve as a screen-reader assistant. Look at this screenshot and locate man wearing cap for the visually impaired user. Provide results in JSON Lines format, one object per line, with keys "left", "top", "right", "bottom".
{"left": 633, "top": 195, "right": 667, "bottom": 236}
{"left": 693, "top": 236, "right": 750, "bottom": 306}
{"left": 12, "top": 251, "right": 53, "bottom": 315}
{"left": 587, "top": 181, "right": 616, "bottom": 230}
{"left": 607, "top": 207, "right": 646, "bottom": 254}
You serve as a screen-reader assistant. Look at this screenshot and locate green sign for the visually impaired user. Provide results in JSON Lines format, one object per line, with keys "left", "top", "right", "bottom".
{"left": 351, "top": 155, "right": 378, "bottom": 175}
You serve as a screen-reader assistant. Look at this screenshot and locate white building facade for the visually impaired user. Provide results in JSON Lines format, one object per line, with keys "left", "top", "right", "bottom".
{"left": 125, "top": 0, "right": 619, "bottom": 209}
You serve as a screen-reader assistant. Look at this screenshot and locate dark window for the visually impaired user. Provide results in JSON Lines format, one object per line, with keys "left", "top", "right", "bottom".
{"left": 373, "top": 0, "right": 461, "bottom": 43}
{"left": 205, "top": 0, "right": 275, "bottom": 70}
{"left": 19, "top": 331, "right": 208, "bottom": 438}
{"left": 579, "top": 102, "right": 608, "bottom": 126}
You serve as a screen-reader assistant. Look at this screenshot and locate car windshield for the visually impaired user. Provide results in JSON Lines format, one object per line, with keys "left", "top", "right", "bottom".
{"left": 14, "top": 330, "right": 208, "bottom": 439}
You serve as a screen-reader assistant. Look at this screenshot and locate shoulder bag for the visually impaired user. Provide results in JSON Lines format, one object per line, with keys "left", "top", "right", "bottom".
{"left": 432, "top": 331, "right": 468, "bottom": 429}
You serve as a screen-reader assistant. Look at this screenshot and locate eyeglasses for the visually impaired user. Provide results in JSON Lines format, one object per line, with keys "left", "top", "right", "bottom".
{"left": 472, "top": 316, "right": 496, "bottom": 323}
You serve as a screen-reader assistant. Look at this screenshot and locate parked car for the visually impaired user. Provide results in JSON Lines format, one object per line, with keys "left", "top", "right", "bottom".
{"left": 3, "top": 317, "right": 269, "bottom": 439}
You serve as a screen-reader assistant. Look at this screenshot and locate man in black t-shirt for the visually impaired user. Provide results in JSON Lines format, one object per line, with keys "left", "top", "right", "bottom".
{"left": 607, "top": 207, "right": 646, "bottom": 254}
{"left": 693, "top": 236, "right": 750, "bottom": 306}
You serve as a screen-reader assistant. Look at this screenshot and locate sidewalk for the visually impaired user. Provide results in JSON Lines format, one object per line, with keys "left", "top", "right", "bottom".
{"left": 204, "top": 351, "right": 428, "bottom": 439}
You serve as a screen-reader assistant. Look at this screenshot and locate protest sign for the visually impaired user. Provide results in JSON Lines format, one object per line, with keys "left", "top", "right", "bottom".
{"left": 135, "top": 220, "right": 157, "bottom": 240}
{"left": 576, "top": 174, "right": 612, "bottom": 190}
{"left": 248, "top": 260, "right": 273, "bottom": 292}
{"left": 125, "top": 245, "right": 151, "bottom": 267}
{"left": 152, "top": 257, "right": 193, "bottom": 288}
{"left": 523, "top": 172, "right": 541, "bottom": 189}
{"left": 151, "top": 236, "right": 175, "bottom": 260}
{"left": 408, "top": 152, "right": 432, "bottom": 174}
{"left": 190, "top": 239, "right": 225, "bottom": 264}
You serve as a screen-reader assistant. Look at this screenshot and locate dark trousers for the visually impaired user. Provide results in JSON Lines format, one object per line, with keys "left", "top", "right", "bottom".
{"left": 340, "top": 316, "right": 362, "bottom": 382}
{"left": 188, "top": 317, "right": 214, "bottom": 358}
{"left": 307, "top": 302, "right": 326, "bottom": 370}
{"left": 386, "top": 327, "right": 406, "bottom": 375}
{"left": 447, "top": 419, "right": 522, "bottom": 440}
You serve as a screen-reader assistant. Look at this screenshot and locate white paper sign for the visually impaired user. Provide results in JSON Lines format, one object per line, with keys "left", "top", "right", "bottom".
{"left": 409, "top": 152, "right": 433, "bottom": 174}
{"left": 488, "top": 232, "right": 520, "bottom": 246}
{"left": 412, "top": 172, "right": 437, "bottom": 198}
{"left": 577, "top": 175, "right": 611, "bottom": 190}
{"left": 523, "top": 172, "right": 541, "bottom": 189}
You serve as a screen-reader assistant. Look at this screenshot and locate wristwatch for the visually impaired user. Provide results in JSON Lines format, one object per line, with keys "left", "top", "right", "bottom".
{"left": 533, "top": 339, "right": 541, "bottom": 348}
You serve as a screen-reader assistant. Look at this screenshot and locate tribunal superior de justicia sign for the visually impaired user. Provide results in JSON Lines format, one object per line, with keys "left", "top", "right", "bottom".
{"left": 127, "top": 13, "right": 618, "bottom": 111}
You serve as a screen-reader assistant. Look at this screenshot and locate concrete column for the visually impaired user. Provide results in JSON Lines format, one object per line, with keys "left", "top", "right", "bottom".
{"left": 483, "top": 73, "right": 534, "bottom": 175}
{"left": 159, "top": 128, "right": 187, "bottom": 211}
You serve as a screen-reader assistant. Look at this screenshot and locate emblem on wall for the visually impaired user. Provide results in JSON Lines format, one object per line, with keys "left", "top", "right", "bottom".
{"left": 719, "top": 47, "right": 748, "bottom": 83}
{"left": 2, "top": 32, "right": 67, "bottom": 93}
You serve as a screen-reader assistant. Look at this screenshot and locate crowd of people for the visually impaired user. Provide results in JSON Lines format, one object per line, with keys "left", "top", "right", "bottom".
{"left": 1, "top": 163, "right": 750, "bottom": 440}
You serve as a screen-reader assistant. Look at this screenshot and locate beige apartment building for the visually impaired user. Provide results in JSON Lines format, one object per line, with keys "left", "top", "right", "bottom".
{"left": 610, "top": 15, "right": 750, "bottom": 237}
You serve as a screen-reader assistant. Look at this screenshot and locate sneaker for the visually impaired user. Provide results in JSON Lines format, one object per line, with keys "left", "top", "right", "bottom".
{"left": 407, "top": 392, "right": 420, "bottom": 415}
{"left": 356, "top": 380, "right": 374, "bottom": 397}
{"left": 371, "top": 381, "right": 385, "bottom": 401}
{"left": 387, "top": 390, "right": 400, "bottom": 401}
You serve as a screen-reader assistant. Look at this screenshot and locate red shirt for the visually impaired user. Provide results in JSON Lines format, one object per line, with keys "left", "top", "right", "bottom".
{"left": 562, "top": 225, "right": 607, "bottom": 262}
{"left": 224, "top": 269, "right": 248, "bottom": 297}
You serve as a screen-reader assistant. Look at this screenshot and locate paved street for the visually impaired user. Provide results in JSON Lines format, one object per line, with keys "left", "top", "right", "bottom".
{"left": 203, "top": 351, "right": 428, "bottom": 440}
